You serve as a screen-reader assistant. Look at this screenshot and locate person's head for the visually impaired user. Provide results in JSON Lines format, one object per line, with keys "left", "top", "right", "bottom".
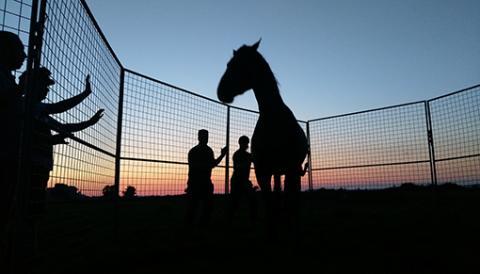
{"left": 0, "top": 31, "right": 26, "bottom": 71}
{"left": 238, "top": 135, "right": 249, "bottom": 150}
{"left": 19, "top": 67, "right": 55, "bottom": 102}
{"left": 198, "top": 129, "right": 209, "bottom": 145}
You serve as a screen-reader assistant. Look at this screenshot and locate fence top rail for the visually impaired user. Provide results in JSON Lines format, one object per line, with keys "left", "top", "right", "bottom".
{"left": 124, "top": 69, "right": 309, "bottom": 124}
{"left": 307, "top": 100, "right": 428, "bottom": 123}
{"left": 79, "top": 0, "right": 123, "bottom": 68}
{"left": 229, "top": 104, "right": 259, "bottom": 115}
{"left": 427, "top": 83, "right": 480, "bottom": 102}
{"left": 124, "top": 65, "right": 480, "bottom": 124}
{"left": 124, "top": 68, "right": 228, "bottom": 106}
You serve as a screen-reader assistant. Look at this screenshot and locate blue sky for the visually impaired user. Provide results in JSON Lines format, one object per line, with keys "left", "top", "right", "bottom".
{"left": 86, "top": 0, "right": 480, "bottom": 120}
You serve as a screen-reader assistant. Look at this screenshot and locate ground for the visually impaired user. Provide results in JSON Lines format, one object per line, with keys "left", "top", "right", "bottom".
{"left": 27, "top": 186, "right": 480, "bottom": 273}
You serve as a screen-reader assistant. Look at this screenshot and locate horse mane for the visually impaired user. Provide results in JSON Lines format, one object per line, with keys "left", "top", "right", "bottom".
{"left": 238, "top": 44, "right": 281, "bottom": 89}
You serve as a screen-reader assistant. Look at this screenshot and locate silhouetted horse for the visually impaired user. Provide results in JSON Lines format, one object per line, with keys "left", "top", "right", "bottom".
{"left": 217, "top": 40, "right": 308, "bottom": 233}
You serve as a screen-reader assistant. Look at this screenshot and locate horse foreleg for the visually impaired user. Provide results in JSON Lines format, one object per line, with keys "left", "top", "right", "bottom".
{"left": 255, "top": 171, "right": 278, "bottom": 239}
{"left": 255, "top": 170, "right": 272, "bottom": 194}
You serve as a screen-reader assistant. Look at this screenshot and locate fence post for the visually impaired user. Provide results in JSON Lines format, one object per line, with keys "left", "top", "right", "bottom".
{"left": 225, "top": 106, "right": 230, "bottom": 194}
{"left": 114, "top": 68, "right": 125, "bottom": 196}
{"left": 306, "top": 121, "right": 313, "bottom": 191}
{"left": 424, "top": 101, "right": 437, "bottom": 186}
{"left": 8, "top": 0, "right": 46, "bottom": 272}
{"left": 112, "top": 68, "right": 125, "bottom": 241}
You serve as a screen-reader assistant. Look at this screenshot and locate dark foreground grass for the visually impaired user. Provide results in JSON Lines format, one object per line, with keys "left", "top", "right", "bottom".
{"left": 30, "top": 186, "right": 479, "bottom": 273}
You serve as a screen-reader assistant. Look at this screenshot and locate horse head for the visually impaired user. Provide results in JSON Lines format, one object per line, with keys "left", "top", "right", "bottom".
{"left": 217, "top": 39, "right": 262, "bottom": 103}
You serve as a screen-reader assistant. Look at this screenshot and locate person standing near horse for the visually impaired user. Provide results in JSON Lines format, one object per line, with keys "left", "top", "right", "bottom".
{"left": 226, "top": 135, "right": 258, "bottom": 225}
{"left": 185, "top": 129, "right": 227, "bottom": 227}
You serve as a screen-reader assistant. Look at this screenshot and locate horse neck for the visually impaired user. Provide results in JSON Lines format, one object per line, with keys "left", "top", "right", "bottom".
{"left": 251, "top": 65, "right": 285, "bottom": 114}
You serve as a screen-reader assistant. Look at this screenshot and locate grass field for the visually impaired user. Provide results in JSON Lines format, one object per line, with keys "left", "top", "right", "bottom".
{"left": 29, "top": 185, "right": 479, "bottom": 273}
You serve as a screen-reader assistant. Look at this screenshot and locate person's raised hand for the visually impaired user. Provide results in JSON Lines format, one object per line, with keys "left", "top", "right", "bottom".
{"left": 89, "top": 109, "right": 105, "bottom": 125}
{"left": 84, "top": 75, "right": 92, "bottom": 96}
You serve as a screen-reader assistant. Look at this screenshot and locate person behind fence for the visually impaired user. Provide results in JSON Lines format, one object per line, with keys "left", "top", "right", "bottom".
{"left": 0, "top": 31, "right": 26, "bottom": 250}
{"left": 18, "top": 68, "right": 104, "bottom": 238}
{"left": 185, "top": 129, "right": 227, "bottom": 227}
{"left": 227, "top": 135, "right": 258, "bottom": 224}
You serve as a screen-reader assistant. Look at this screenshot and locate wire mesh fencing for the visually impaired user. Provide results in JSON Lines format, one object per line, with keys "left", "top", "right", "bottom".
{"left": 1, "top": 1, "right": 121, "bottom": 272}
{"left": 16, "top": 1, "right": 123, "bottom": 272}
{"left": 120, "top": 70, "right": 228, "bottom": 196}
{"left": 308, "top": 102, "right": 433, "bottom": 190}
{"left": 429, "top": 85, "right": 480, "bottom": 186}
{"left": 119, "top": 73, "right": 312, "bottom": 196}
{"left": 2, "top": 1, "right": 480, "bottom": 273}
{"left": 40, "top": 0, "right": 121, "bottom": 197}
{"left": 2, "top": 0, "right": 479, "bottom": 198}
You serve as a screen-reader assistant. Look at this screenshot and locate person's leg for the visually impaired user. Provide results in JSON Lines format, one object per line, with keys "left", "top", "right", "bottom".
{"left": 28, "top": 167, "right": 50, "bottom": 254}
{"left": 227, "top": 189, "right": 240, "bottom": 225}
{"left": 248, "top": 187, "right": 258, "bottom": 223}
{"left": 0, "top": 162, "right": 17, "bottom": 269}
{"left": 200, "top": 193, "right": 213, "bottom": 227}
{"left": 0, "top": 163, "right": 16, "bottom": 230}
{"left": 185, "top": 193, "right": 199, "bottom": 227}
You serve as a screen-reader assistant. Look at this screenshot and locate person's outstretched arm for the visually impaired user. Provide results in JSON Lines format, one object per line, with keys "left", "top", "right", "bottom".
{"left": 48, "top": 109, "right": 104, "bottom": 133}
{"left": 49, "top": 132, "right": 72, "bottom": 145}
{"left": 43, "top": 75, "right": 93, "bottom": 114}
{"left": 213, "top": 146, "right": 228, "bottom": 167}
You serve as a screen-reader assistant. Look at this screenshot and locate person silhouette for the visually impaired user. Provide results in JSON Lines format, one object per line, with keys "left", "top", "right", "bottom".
{"left": 18, "top": 67, "right": 103, "bottom": 241}
{"left": 0, "top": 31, "right": 26, "bottom": 236}
{"left": 185, "top": 129, "right": 227, "bottom": 227}
{"left": 227, "top": 135, "right": 258, "bottom": 224}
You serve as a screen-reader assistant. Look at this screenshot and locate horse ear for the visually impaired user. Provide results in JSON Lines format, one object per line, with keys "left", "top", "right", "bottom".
{"left": 233, "top": 49, "right": 237, "bottom": 56}
{"left": 252, "top": 38, "right": 261, "bottom": 50}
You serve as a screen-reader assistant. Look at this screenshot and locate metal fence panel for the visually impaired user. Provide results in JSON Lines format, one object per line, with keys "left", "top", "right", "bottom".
{"left": 429, "top": 85, "right": 480, "bottom": 186}
{"left": 3, "top": 0, "right": 479, "bottom": 197}
{"left": 120, "top": 70, "right": 228, "bottom": 196}
{"left": 308, "top": 102, "right": 432, "bottom": 189}
{"left": 41, "top": 0, "right": 121, "bottom": 196}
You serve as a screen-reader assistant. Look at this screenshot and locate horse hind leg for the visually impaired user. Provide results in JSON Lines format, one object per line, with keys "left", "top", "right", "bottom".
{"left": 284, "top": 172, "right": 302, "bottom": 242}
{"left": 284, "top": 173, "right": 301, "bottom": 218}
{"left": 284, "top": 172, "right": 301, "bottom": 194}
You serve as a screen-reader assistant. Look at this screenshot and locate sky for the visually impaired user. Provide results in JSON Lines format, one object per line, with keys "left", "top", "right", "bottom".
{"left": 85, "top": 0, "right": 480, "bottom": 120}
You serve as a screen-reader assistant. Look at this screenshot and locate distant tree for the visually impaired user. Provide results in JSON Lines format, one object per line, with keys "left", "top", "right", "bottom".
{"left": 47, "top": 183, "right": 82, "bottom": 200}
{"left": 440, "top": 182, "right": 462, "bottom": 190}
{"left": 122, "top": 185, "right": 136, "bottom": 198}
{"left": 102, "top": 185, "right": 116, "bottom": 198}
{"left": 399, "top": 183, "right": 418, "bottom": 190}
